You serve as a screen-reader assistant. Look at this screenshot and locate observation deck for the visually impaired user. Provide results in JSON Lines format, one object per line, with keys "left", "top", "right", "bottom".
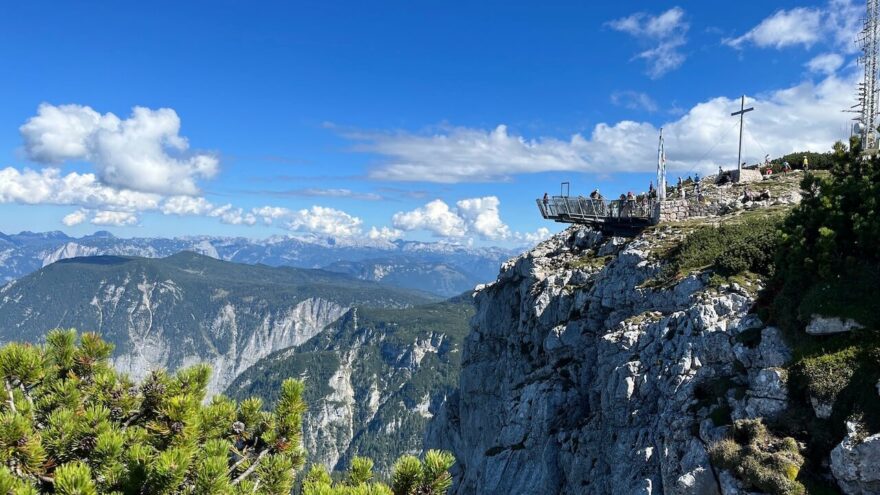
{"left": 536, "top": 196, "right": 659, "bottom": 236}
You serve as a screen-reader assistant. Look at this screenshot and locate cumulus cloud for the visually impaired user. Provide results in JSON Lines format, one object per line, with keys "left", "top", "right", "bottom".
{"left": 392, "top": 196, "right": 544, "bottom": 242}
{"left": 92, "top": 210, "right": 138, "bottom": 226}
{"left": 356, "top": 71, "right": 857, "bottom": 183}
{"left": 20, "top": 103, "right": 218, "bottom": 195}
{"left": 0, "top": 167, "right": 160, "bottom": 210}
{"left": 392, "top": 199, "right": 468, "bottom": 237}
{"left": 367, "top": 226, "right": 404, "bottom": 241}
{"left": 455, "top": 197, "right": 510, "bottom": 240}
{"left": 608, "top": 7, "right": 689, "bottom": 78}
{"left": 514, "top": 227, "right": 552, "bottom": 245}
{"left": 286, "top": 206, "right": 363, "bottom": 237}
{"left": 610, "top": 91, "right": 659, "bottom": 112}
{"left": 161, "top": 196, "right": 215, "bottom": 216}
{"left": 806, "top": 52, "right": 845, "bottom": 74}
{"left": 253, "top": 206, "right": 291, "bottom": 224}
{"left": 61, "top": 210, "right": 88, "bottom": 227}
{"left": 208, "top": 204, "right": 257, "bottom": 226}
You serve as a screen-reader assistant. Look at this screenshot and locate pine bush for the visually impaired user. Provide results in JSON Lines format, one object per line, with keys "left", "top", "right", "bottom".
{"left": 0, "top": 330, "right": 455, "bottom": 494}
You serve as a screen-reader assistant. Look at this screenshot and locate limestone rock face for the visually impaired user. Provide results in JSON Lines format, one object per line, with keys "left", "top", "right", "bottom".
{"left": 426, "top": 226, "right": 793, "bottom": 495}
{"left": 806, "top": 315, "right": 865, "bottom": 335}
{"left": 831, "top": 423, "right": 880, "bottom": 495}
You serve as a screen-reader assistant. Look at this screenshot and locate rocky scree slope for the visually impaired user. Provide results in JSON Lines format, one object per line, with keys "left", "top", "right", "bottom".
{"left": 227, "top": 299, "right": 473, "bottom": 474}
{"left": 427, "top": 176, "right": 833, "bottom": 494}
{"left": 0, "top": 251, "right": 432, "bottom": 395}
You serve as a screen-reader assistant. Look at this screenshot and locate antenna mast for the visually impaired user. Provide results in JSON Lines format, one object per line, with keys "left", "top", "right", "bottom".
{"left": 856, "top": 0, "right": 880, "bottom": 152}
{"left": 657, "top": 129, "right": 666, "bottom": 201}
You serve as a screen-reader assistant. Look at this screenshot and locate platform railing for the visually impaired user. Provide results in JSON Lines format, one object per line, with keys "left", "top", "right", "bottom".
{"left": 537, "top": 196, "right": 657, "bottom": 223}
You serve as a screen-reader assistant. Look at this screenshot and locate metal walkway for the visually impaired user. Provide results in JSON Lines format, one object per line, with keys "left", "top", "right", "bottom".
{"left": 536, "top": 196, "right": 658, "bottom": 235}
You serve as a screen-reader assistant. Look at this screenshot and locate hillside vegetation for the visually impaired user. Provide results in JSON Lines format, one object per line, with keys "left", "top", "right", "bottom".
{"left": 0, "top": 330, "right": 454, "bottom": 494}
{"left": 675, "top": 140, "right": 880, "bottom": 493}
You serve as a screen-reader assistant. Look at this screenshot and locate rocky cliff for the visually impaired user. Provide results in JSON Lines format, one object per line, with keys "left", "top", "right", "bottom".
{"left": 425, "top": 175, "right": 841, "bottom": 494}
{"left": 0, "top": 252, "right": 433, "bottom": 395}
{"left": 227, "top": 300, "right": 473, "bottom": 473}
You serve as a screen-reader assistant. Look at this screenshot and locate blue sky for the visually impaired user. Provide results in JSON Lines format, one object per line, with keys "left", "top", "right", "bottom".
{"left": 0, "top": 0, "right": 864, "bottom": 245}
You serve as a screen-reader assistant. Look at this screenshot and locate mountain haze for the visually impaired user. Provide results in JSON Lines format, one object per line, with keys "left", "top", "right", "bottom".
{"left": 0, "top": 230, "right": 515, "bottom": 297}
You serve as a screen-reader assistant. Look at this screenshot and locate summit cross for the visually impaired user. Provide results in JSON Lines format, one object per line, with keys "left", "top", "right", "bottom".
{"left": 731, "top": 95, "right": 754, "bottom": 177}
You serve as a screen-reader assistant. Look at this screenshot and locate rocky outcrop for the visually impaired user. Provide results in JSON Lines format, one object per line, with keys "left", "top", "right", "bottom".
{"left": 112, "top": 296, "right": 349, "bottom": 394}
{"left": 228, "top": 300, "right": 472, "bottom": 474}
{"left": 427, "top": 226, "right": 793, "bottom": 494}
{"left": 831, "top": 422, "right": 880, "bottom": 494}
{"left": 806, "top": 315, "right": 865, "bottom": 335}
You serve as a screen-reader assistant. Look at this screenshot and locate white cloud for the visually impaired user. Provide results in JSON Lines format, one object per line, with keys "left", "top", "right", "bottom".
{"left": 356, "top": 71, "right": 857, "bottom": 183}
{"left": 253, "top": 206, "right": 291, "bottom": 224}
{"left": 806, "top": 52, "right": 845, "bottom": 74}
{"left": 0, "top": 167, "right": 160, "bottom": 210}
{"left": 61, "top": 210, "right": 88, "bottom": 227}
{"left": 392, "top": 196, "right": 542, "bottom": 242}
{"left": 161, "top": 196, "right": 215, "bottom": 216}
{"left": 726, "top": 0, "right": 861, "bottom": 52}
{"left": 91, "top": 210, "right": 138, "bottom": 226}
{"left": 827, "top": 0, "right": 862, "bottom": 53}
{"left": 365, "top": 124, "right": 586, "bottom": 183}
{"left": 514, "top": 227, "right": 552, "bottom": 245}
{"left": 610, "top": 91, "right": 658, "bottom": 112}
{"left": 209, "top": 204, "right": 257, "bottom": 226}
{"left": 608, "top": 7, "right": 689, "bottom": 78}
{"left": 455, "top": 196, "right": 511, "bottom": 240}
{"left": 20, "top": 103, "right": 218, "bottom": 195}
{"left": 725, "top": 8, "right": 822, "bottom": 49}
{"left": 286, "top": 206, "right": 363, "bottom": 237}
{"left": 392, "top": 199, "right": 467, "bottom": 237}
{"left": 367, "top": 226, "right": 404, "bottom": 241}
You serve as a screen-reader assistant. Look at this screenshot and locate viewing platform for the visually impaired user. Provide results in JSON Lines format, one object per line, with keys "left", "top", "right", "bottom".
{"left": 536, "top": 196, "right": 659, "bottom": 236}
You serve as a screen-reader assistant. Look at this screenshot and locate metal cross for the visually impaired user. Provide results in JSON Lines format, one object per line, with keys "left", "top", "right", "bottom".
{"left": 731, "top": 95, "right": 754, "bottom": 177}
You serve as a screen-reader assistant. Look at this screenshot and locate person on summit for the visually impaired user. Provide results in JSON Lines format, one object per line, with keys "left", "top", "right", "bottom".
{"left": 542, "top": 192, "right": 549, "bottom": 207}
{"left": 648, "top": 181, "right": 656, "bottom": 199}
{"left": 803, "top": 155, "right": 809, "bottom": 171}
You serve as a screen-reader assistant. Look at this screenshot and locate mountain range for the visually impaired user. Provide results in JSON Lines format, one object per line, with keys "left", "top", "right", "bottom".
{"left": 0, "top": 252, "right": 435, "bottom": 395}
{"left": 0, "top": 230, "right": 516, "bottom": 297}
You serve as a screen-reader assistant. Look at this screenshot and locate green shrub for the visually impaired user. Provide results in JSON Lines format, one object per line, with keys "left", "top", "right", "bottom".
{"left": 709, "top": 420, "right": 805, "bottom": 495}
{"left": 0, "top": 330, "right": 456, "bottom": 494}
{"left": 772, "top": 138, "right": 880, "bottom": 332}
{"left": 663, "top": 216, "right": 782, "bottom": 281}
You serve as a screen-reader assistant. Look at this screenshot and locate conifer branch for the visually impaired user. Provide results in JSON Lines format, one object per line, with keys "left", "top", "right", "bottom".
{"left": 231, "top": 447, "right": 270, "bottom": 485}
{"left": 226, "top": 446, "right": 254, "bottom": 476}
{"left": 4, "top": 380, "right": 16, "bottom": 413}
{"left": 18, "top": 383, "right": 34, "bottom": 411}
